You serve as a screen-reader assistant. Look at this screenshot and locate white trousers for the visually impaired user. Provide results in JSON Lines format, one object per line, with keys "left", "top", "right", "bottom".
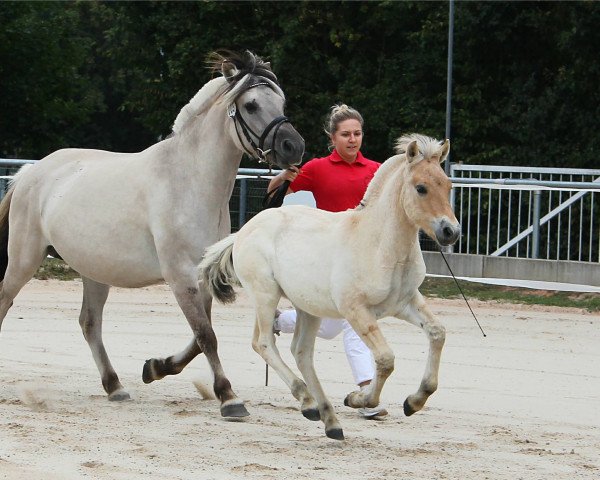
{"left": 276, "top": 309, "right": 375, "bottom": 385}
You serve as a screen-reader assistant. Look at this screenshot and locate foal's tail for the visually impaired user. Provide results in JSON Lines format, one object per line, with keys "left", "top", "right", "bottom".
{"left": 0, "top": 186, "right": 15, "bottom": 282}
{"left": 198, "top": 234, "right": 240, "bottom": 304}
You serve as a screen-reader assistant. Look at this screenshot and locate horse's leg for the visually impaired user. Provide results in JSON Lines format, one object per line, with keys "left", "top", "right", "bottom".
{"left": 341, "top": 306, "right": 395, "bottom": 411}
{"left": 399, "top": 295, "right": 446, "bottom": 416}
{"left": 168, "top": 277, "right": 248, "bottom": 417}
{"left": 142, "top": 338, "right": 201, "bottom": 384}
{"left": 291, "top": 311, "right": 344, "bottom": 440}
{"left": 251, "top": 304, "right": 319, "bottom": 422}
{"left": 78, "top": 277, "right": 130, "bottom": 401}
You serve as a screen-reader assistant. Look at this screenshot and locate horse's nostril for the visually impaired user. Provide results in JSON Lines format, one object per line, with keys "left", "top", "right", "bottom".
{"left": 443, "top": 227, "right": 454, "bottom": 238}
{"left": 282, "top": 139, "right": 294, "bottom": 153}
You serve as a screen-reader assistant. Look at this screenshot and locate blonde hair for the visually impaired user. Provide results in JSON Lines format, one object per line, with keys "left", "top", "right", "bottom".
{"left": 324, "top": 103, "right": 364, "bottom": 136}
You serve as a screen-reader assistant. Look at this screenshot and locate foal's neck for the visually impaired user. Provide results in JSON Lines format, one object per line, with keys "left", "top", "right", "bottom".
{"left": 355, "top": 160, "right": 420, "bottom": 256}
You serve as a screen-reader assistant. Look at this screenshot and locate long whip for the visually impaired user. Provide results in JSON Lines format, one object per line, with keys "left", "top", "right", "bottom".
{"left": 438, "top": 249, "right": 487, "bottom": 337}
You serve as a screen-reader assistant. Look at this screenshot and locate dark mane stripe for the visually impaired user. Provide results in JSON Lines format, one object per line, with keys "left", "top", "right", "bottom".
{"left": 206, "top": 50, "right": 278, "bottom": 93}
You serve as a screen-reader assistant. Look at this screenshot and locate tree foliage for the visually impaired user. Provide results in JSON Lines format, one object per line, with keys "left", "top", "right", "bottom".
{"left": 1, "top": 1, "right": 598, "bottom": 169}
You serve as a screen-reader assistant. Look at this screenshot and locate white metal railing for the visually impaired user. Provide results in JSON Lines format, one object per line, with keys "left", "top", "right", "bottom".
{"left": 450, "top": 164, "right": 600, "bottom": 262}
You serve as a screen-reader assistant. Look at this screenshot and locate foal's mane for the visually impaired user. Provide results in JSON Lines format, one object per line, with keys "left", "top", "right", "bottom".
{"left": 358, "top": 134, "right": 445, "bottom": 208}
{"left": 172, "top": 51, "right": 283, "bottom": 134}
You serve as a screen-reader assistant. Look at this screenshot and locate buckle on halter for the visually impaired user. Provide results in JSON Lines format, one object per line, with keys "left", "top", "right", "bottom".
{"left": 256, "top": 148, "right": 272, "bottom": 164}
{"left": 227, "top": 103, "right": 237, "bottom": 118}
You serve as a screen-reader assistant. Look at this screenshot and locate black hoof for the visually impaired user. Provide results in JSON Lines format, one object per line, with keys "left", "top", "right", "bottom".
{"left": 302, "top": 408, "right": 321, "bottom": 421}
{"left": 403, "top": 398, "right": 416, "bottom": 416}
{"left": 326, "top": 428, "right": 345, "bottom": 441}
{"left": 220, "top": 402, "right": 250, "bottom": 418}
{"left": 142, "top": 359, "right": 155, "bottom": 384}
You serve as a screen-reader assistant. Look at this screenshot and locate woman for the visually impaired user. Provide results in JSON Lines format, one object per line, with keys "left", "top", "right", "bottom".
{"left": 267, "top": 104, "right": 386, "bottom": 418}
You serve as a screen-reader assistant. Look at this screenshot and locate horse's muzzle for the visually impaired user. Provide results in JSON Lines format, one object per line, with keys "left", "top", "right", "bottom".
{"left": 273, "top": 124, "right": 304, "bottom": 168}
{"left": 434, "top": 219, "right": 461, "bottom": 246}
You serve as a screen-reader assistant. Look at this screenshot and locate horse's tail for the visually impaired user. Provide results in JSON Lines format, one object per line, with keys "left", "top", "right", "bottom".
{"left": 0, "top": 164, "right": 34, "bottom": 282}
{"left": 198, "top": 234, "right": 240, "bottom": 304}
{"left": 0, "top": 186, "right": 15, "bottom": 282}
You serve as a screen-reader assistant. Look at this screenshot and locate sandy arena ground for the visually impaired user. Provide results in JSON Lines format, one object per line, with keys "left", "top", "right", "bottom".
{"left": 0, "top": 279, "right": 598, "bottom": 480}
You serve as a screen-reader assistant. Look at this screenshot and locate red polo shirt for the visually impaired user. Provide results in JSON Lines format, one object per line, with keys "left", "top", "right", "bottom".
{"left": 290, "top": 150, "right": 380, "bottom": 212}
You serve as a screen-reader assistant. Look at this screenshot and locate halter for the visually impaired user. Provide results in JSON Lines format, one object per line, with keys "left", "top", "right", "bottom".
{"left": 228, "top": 81, "right": 290, "bottom": 166}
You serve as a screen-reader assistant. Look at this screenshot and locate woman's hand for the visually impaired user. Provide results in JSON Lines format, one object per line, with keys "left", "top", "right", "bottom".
{"left": 267, "top": 166, "right": 300, "bottom": 194}
{"left": 280, "top": 166, "right": 300, "bottom": 182}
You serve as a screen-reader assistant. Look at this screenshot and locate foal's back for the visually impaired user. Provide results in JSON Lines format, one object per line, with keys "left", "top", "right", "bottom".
{"left": 234, "top": 205, "right": 365, "bottom": 317}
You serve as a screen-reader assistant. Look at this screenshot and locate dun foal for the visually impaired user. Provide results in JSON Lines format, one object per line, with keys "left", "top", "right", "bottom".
{"left": 200, "top": 134, "right": 460, "bottom": 438}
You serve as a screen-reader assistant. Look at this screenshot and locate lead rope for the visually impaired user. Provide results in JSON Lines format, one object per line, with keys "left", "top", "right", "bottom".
{"left": 438, "top": 248, "right": 487, "bottom": 337}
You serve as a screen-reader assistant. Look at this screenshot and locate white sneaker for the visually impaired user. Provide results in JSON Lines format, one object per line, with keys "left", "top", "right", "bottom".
{"left": 358, "top": 405, "right": 388, "bottom": 418}
{"left": 357, "top": 385, "right": 388, "bottom": 418}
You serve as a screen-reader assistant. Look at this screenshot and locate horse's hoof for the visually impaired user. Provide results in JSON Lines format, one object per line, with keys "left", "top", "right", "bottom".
{"left": 301, "top": 408, "right": 321, "bottom": 421}
{"left": 108, "top": 390, "right": 131, "bottom": 402}
{"left": 326, "top": 428, "right": 345, "bottom": 441}
{"left": 220, "top": 401, "right": 250, "bottom": 418}
{"left": 142, "top": 359, "right": 156, "bottom": 384}
{"left": 403, "top": 398, "right": 416, "bottom": 416}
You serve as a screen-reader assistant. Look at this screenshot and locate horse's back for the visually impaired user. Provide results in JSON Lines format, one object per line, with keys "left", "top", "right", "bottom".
{"left": 9, "top": 146, "right": 167, "bottom": 287}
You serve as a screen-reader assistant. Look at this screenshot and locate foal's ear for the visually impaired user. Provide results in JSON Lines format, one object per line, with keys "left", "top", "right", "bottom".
{"left": 406, "top": 140, "right": 420, "bottom": 163}
{"left": 221, "top": 61, "right": 239, "bottom": 82}
{"left": 439, "top": 139, "right": 450, "bottom": 164}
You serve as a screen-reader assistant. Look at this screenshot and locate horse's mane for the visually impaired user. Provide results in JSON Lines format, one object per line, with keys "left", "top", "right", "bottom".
{"left": 359, "top": 134, "right": 444, "bottom": 208}
{"left": 172, "top": 51, "right": 283, "bottom": 134}
{"left": 172, "top": 77, "right": 227, "bottom": 134}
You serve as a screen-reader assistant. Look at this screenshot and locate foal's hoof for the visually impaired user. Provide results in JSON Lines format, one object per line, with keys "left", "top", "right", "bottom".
{"left": 108, "top": 389, "right": 131, "bottom": 402}
{"left": 220, "top": 400, "right": 250, "bottom": 418}
{"left": 403, "top": 398, "right": 416, "bottom": 416}
{"left": 326, "top": 428, "right": 345, "bottom": 441}
{"left": 301, "top": 408, "right": 321, "bottom": 421}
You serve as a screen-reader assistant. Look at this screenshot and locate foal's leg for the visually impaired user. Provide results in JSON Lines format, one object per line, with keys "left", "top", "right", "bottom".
{"left": 400, "top": 295, "right": 446, "bottom": 416}
{"left": 251, "top": 297, "right": 319, "bottom": 422}
{"left": 79, "top": 277, "right": 130, "bottom": 401}
{"left": 291, "top": 311, "right": 344, "bottom": 440}
{"left": 342, "top": 306, "right": 395, "bottom": 411}
{"left": 168, "top": 276, "right": 248, "bottom": 417}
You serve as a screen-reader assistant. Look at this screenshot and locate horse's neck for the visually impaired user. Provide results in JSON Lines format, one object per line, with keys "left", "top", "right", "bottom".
{"left": 169, "top": 106, "right": 241, "bottom": 197}
{"left": 355, "top": 162, "right": 420, "bottom": 260}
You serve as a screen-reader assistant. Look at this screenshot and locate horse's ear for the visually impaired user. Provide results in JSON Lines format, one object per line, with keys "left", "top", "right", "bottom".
{"left": 406, "top": 140, "right": 420, "bottom": 163}
{"left": 221, "top": 61, "right": 239, "bottom": 82}
{"left": 440, "top": 139, "right": 450, "bottom": 164}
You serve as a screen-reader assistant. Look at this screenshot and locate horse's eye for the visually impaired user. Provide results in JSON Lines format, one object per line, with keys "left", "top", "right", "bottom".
{"left": 416, "top": 184, "right": 427, "bottom": 195}
{"left": 244, "top": 100, "right": 258, "bottom": 114}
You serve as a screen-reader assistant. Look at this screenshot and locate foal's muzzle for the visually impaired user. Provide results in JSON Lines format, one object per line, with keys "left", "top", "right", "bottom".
{"left": 434, "top": 218, "right": 461, "bottom": 246}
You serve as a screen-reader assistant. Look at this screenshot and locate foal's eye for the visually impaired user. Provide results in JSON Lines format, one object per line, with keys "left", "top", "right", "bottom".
{"left": 244, "top": 100, "right": 258, "bottom": 114}
{"left": 416, "top": 184, "right": 428, "bottom": 195}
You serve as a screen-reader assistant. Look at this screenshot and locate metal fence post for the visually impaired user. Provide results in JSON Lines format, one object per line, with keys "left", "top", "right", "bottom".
{"left": 238, "top": 178, "right": 247, "bottom": 228}
{"left": 532, "top": 190, "right": 541, "bottom": 259}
